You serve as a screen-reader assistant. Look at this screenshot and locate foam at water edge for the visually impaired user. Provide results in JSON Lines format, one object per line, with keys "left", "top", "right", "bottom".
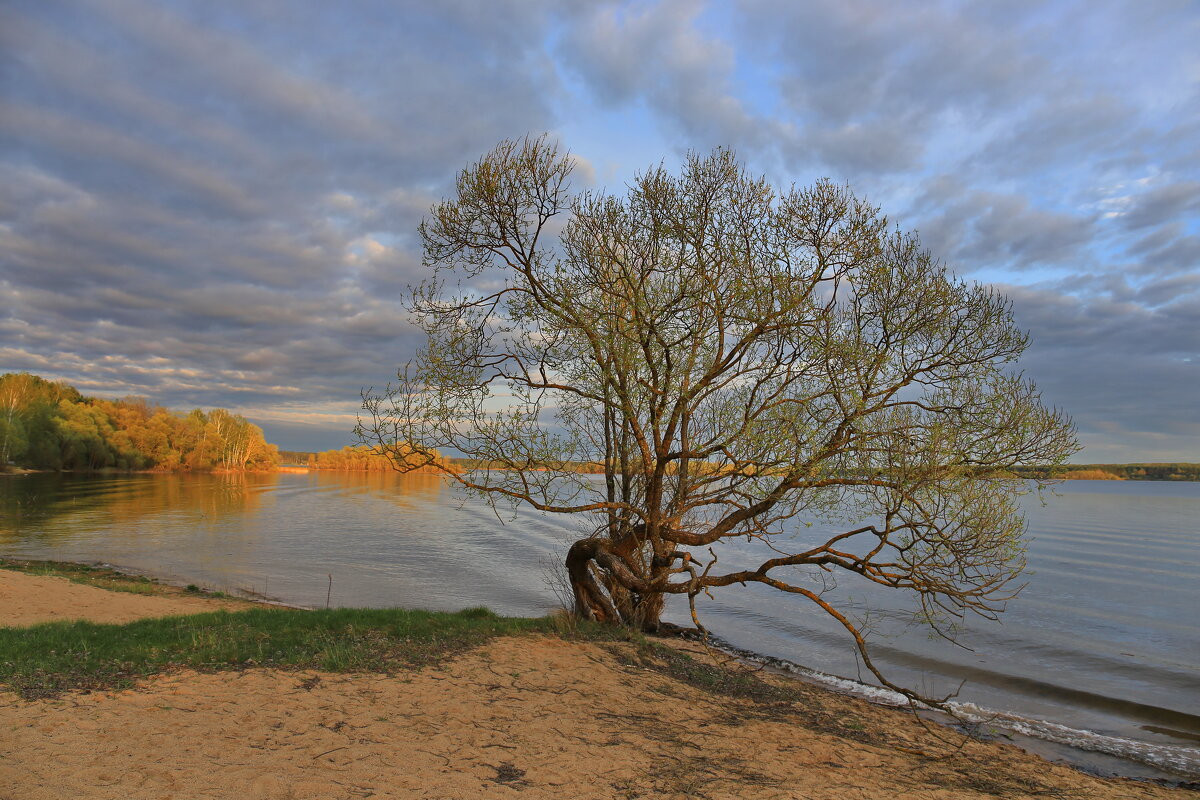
{"left": 696, "top": 634, "right": 1200, "bottom": 780}
{"left": 950, "top": 703, "right": 1200, "bottom": 778}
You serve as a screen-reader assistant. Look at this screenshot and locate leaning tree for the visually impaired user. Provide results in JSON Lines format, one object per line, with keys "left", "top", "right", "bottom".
{"left": 358, "top": 136, "right": 1077, "bottom": 700}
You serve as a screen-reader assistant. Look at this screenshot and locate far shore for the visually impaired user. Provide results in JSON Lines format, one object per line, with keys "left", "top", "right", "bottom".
{"left": 7, "top": 462, "right": 1200, "bottom": 481}
{"left": 0, "top": 559, "right": 1195, "bottom": 799}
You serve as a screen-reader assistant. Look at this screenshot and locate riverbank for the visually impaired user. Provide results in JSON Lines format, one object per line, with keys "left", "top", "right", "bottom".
{"left": 0, "top": 564, "right": 1194, "bottom": 798}
{"left": 7, "top": 463, "right": 1200, "bottom": 481}
{"left": 0, "top": 559, "right": 259, "bottom": 626}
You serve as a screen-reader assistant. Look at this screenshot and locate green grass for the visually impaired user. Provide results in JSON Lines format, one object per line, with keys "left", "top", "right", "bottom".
{"left": 0, "top": 558, "right": 238, "bottom": 598}
{"left": 0, "top": 605, "right": 583, "bottom": 699}
{"left": 0, "top": 558, "right": 182, "bottom": 597}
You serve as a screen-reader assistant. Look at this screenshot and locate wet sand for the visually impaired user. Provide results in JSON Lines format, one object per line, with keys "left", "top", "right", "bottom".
{"left": 0, "top": 570, "right": 1192, "bottom": 799}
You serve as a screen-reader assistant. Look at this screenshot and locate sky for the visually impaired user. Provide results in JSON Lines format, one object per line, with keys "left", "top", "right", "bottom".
{"left": 1, "top": 0, "right": 1197, "bottom": 461}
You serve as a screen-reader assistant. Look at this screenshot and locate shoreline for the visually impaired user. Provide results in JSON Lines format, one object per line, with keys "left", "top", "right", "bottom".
{"left": 7, "top": 466, "right": 1200, "bottom": 482}
{"left": 0, "top": 559, "right": 265, "bottom": 626}
{"left": 691, "top": 630, "right": 1200, "bottom": 784}
{"left": 0, "top": 557, "right": 310, "bottom": 615}
{"left": 1, "top": 559, "right": 1197, "bottom": 797}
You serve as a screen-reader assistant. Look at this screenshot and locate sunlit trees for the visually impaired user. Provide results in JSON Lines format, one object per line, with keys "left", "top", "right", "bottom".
{"left": 55, "top": 399, "right": 117, "bottom": 470}
{"left": 358, "top": 137, "right": 1077, "bottom": 701}
{"left": 192, "top": 409, "right": 279, "bottom": 471}
{"left": 0, "top": 373, "right": 279, "bottom": 472}
{"left": 0, "top": 372, "right": 36, "bottom": 464}
{"left": 0, "top": 414, "right": 26, "bottom": 466}
{"left": 0, "top": 373, "right": 80, "bottom": 469}
{"left": 305, "top": 444, "right": 452, "bottom": 471}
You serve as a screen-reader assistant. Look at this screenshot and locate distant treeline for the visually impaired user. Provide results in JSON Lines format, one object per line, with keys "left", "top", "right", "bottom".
{"left": 1012, "top": 463, "right": 1200, "bottom": 482}
{"left": 284, "top": 450, "right": 1200, "bottom": 482}
{"left": 445, "top": 459, "right": 1200, "bottom": 482}
{"left": 447, "top": 458, "right": 605, "bottom": 474}
{"left": 444, "top": 458, "right": 746, "bottom": 475}
{"left": 1, "top": 373, "right": 279, "bottom": 472}
{"left": 280, "top": 445, "right": 452, "bottom": 472}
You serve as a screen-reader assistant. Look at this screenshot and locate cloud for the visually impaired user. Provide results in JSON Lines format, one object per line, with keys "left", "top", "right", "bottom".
{"left": 1126, "top": 222, "right": 1200, "bottom": 277}
{"left": 1, "top": 0, "right": 1196, "bottom": 459}
{"left": 559, "top": 0, "right": 781, "bottom": 156}
{"left": 909, "top": 177, "right": 1095, "bottom": 272}
{"left": 1119, "top": 181, "right": 1200, "bottom": 231}
{"left": 565, "top": 153, "right": 598, "bottom": 187}
{"left": 0, "top": 0, "right": 566, "bottom": 447}
{"left": 1003, "top": 280, "right": 1199, "bottom": 461}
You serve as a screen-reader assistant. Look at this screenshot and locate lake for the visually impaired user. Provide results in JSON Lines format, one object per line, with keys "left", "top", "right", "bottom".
{"left": 2, "top": 471, "right": 1197, "bottom": 780}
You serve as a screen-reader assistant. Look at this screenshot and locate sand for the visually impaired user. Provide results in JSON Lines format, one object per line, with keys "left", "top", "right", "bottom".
{"left": 0, "top": 571, "right": 1192, "bottom": 799}
{"left": 0, "top": 568, "right": 254, "bottom": 626}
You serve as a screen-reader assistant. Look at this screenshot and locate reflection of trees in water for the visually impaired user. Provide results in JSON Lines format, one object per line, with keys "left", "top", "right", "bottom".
{"left": 179, "top": 471, "right": 277, "bottom": 521}
{"left": 310, "top": 469, "right": 446, "bottom": 512}
{"left": 0, "top": 472, "right": 281, "bottom": 540}
{"left": 0, "top": 471, "right": 450, "bottom": 543}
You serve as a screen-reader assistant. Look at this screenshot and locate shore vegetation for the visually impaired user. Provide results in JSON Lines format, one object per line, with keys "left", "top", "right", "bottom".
{"left": 0, "top": 605, "right": 573, "bottom": 700}
{"left": 280, "top": 444, "right": 452, "bottom": 472}
{"left": 1012, "top": 463, "right": 1200, "bottom": 481}
{"left": 0, "top": 373, "right": 278, "bottom": 472}
{"left": 0, "top": 558, "right": 181, "bottom": 597}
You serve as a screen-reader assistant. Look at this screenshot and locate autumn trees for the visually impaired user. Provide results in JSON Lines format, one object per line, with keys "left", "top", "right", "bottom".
{"left": 358, "top": 137, "right": 1077, "bottom": 700}
{"left": 302, "top": 444, "right": 453, "bottom": 472}
{"left": 0, "top": 373, "right": 278, "bottom": 472}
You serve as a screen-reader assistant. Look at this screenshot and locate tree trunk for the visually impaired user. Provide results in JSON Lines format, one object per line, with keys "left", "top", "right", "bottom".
{"left": 565, "top": 537, "right": 665, "bottom": 632}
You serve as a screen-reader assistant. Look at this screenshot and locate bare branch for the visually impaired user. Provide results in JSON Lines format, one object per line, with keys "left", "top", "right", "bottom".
{"left": 358, "top": 138, "right": 1079, "bottom": 705}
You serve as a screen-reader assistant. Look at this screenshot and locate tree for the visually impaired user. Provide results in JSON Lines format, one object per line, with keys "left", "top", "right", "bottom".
{"left": 195, "top": 408, "right": 279, "bottom": 471}
{"left": 55, "top": 398, "right": 116, "bottom": 470}
{"left": 0, "top": 372, "right": 37, "bottom": 465}
{"left": 358, "top": 136, "right": 1078, "bottom": 701}
{"left": 0, "top": 372, "right": 83, "bottom": 469}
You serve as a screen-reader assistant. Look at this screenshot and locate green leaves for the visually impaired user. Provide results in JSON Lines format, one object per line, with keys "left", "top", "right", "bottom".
{"left": 359, "top": 139, "right": 1078, "bottom": 692}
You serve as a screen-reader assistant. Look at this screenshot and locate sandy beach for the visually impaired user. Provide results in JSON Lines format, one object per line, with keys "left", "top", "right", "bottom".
{"left": 0, "top": 568, "right": 257, "bottom": 627}
{"left": 0, "top": 568, "right": 1192, "bottom": 800}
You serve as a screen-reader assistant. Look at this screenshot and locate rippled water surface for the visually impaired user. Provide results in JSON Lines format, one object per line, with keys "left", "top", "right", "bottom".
{"left": 2, "top": 472, "right": 1197, "bottom": 778}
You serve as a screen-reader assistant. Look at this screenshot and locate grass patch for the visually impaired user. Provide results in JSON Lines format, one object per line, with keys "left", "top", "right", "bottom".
{"left": 0, "top": 605, "right": 569, "bottom": 699}
{"left": 0, "top": 558, "right": 184, "bottom": 597}
{"left": 0, "top": 558, "right": 236, "bottom": 599}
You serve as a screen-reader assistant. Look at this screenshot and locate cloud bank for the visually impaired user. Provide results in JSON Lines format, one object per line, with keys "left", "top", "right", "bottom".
{"left": 2, "top": 0, "right": 1196, "bottom": 458}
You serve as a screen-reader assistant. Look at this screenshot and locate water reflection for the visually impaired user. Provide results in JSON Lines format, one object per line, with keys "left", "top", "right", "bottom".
{"left": 304, "top": 469, "right": 446, "bottom": 511}
{"left": 1, "top": 472, "right": 277, "bottom": 540}
{"left": 0, "top": 470, "right": 463, "bottom": 610}
{"left": 1, "top": 471, "right": 1197, "bottom": 777}
{"left": 0, "top": 471, "right": 451, "bottom": 543}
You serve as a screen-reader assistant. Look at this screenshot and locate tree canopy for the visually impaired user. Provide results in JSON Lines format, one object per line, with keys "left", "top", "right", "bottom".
{"left": 0, "top": 373, "right": 278, "bottom": 472}
{"left": 358, "top": 136, "right": 1078, "bottom": 702}
{"left": 298, "top": 444, "right": 453, "bottom": 472}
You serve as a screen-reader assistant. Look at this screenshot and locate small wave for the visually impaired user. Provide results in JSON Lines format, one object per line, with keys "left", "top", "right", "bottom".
{"left": 949, "top": 703, "right": 1200, "bottom": 778}
{"left": 693, "top": 633, "right": 1200, "bottom": 780}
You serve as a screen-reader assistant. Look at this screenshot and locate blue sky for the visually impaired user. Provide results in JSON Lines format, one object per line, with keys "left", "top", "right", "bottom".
{"left": 1, "top": 0, "right": 1197, "bottom": 461}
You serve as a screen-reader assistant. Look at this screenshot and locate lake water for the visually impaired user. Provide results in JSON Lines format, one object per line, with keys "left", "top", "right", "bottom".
{"left": 2, "top": 471, "right": 1197, "bottom": 780}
